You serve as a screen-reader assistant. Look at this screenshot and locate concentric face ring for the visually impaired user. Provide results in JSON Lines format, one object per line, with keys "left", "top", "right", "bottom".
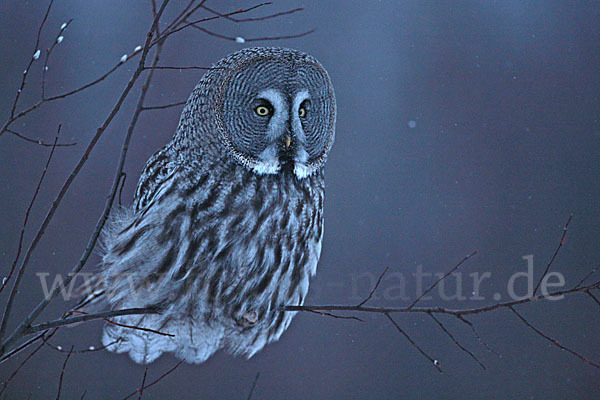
{"left": 211, "top": 48, "right": 336, "bottom": 178}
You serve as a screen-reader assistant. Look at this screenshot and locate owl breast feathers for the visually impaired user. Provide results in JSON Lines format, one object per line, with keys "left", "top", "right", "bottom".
{"left": 88, "top": 47, "right": 336, "bottom": 364}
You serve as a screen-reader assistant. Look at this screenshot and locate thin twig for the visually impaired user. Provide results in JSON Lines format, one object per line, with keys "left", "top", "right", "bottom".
{"left": 305, "top": 309, "right": 363, "bottom": 322}
{"left": 5, "top": 128, "right": 76, "bottom": 147}
{"left": 141, "top": 101, "right": 187, "bottom": 111}
{"left": 408, "top": 251, "right": 477, "bottom": 309}
{"left": 26, "top": 308, "right": 159, "bottom": 334}
{"left": 45, "top": 339, "right": 120, "bottom": 354}
{"left": 246, "top": 372, "right": 260, "bottom": 400}
{"left": 0, "top": 0, "right": 171, "bottom": 357}
{"left": 454, "top": 314, "right": 500, "bottom": 357}
{"left": 104, "top": 317, "right": 175, "bottom": 337}
{"left": 586, "top": 290, "right": 600, "bottom": 308}
{"left": 0, "top": 332, "right": 48, "bottom": 364}
{"left": 55, "top": 345, "right": 74, "bottom": 400}
{"left": 160, "top": 0, "right": 202, "bottom": 35}
{"left": 357, "top": 266, "right": 389, "bottom": 306}
{"left": 1, "top": 49, "right": 139, "bottom": 140}
{"left": 188, "top": 23, "right": 315, "bottom": 42}
{"left": 428, "top": 313, "right": 486, "bottom": 370}
{"left": 156, "top": 3, "right": 272, "bottom": 43}
{"left": 202, "top": 4, "right": 303, "bottom": 23}
{"left": 282, "top": 281, "right": 600, "bottom": 317}
{"left": 533, "top": 214, "right": 573, "bottom": 294}
{"left": 42, "top": 19, "right": 74, "bottom": 99}
{"left": 121, "top": 361, "right": 183, "bottom": 400}
{"left": 1, "top": 125, "right": 62, "bottom": 295}
{"left": 509, "top": 306, "right": 600, "bottom": 369}
{"left": 138, "top": 367, "right": 149, "bottom": 400}
{"left": 0, "top": 330, "right": 57, "bottom": 397}
{"left": 575, "top": 265, "right": 598, "bottom": 289}
{"left": 144, "top": 65, "right": 212, "bottom": 70}
{"left": 385, "top": 313, "right": 442, "bottom": 373}
{"left": 9, "top": 0, "right": 54, "bottom": 119}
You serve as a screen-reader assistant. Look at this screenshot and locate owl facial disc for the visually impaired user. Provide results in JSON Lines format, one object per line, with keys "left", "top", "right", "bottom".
{"left": 214, "top": 48, "right": 336, "bottom": 179}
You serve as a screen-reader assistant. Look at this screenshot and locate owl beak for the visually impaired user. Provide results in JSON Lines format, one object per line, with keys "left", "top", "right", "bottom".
{"left": 284, "top": 135, "right": 292, "bottom": 150}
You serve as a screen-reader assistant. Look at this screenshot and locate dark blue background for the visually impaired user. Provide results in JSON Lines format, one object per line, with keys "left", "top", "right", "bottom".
{"left": 1, "top": 1, "right": 599, "bottom": 398}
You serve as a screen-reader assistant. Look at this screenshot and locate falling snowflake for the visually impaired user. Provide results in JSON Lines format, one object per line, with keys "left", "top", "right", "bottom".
{"left": 235, "top": 36, "right": 246, "bottom": 44}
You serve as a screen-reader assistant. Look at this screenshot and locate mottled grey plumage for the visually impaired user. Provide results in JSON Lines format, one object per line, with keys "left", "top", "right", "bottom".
{"left": 91, "top": 47, "right": 336, "bottom": 364}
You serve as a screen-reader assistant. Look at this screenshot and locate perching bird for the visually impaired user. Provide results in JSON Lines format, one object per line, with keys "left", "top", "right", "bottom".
{"left": 85, "top": 47, "right": 336, "bottom": 364}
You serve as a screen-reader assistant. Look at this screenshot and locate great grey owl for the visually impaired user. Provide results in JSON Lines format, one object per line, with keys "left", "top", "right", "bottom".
{"left": 84, "top": 47, "right": 336, "bottom": 364}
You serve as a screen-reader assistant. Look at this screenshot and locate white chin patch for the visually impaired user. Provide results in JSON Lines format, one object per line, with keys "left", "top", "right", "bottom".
{"left": 293, "top": 146, "right": 312, "bottom": 179}
{"left": 293, "top": 162, "right": 311, "bottom": 179}
{"left": 251, "top": 144, "right": 314, "bottom": 179}
{"left": 251, "top": 145, "right": 280, "bottom": 174}
{"left": 251, "top": 160, "right": 314, "bottom": 179}
{"left": 251, "top": 159, "right": 280, "bottom": 175}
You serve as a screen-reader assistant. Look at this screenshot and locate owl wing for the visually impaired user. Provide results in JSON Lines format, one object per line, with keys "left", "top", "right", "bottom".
{"left": 133, "top": 144, "right": 176, "bottom": 211}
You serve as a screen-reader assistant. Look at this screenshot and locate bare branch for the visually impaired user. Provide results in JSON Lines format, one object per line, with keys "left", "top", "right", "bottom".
{"left": 1, "top": 45, "right": 143, "bottom": 140}
{"left": 5, "top": 128, "right": 76, "bottom": 147}
{"left": 120, "top": 361, "right": 183, "bottom": 400}
{"left": 46, "top": 339, "right": 120, "bottom": 354}
{"left": 160, "top": 0, "right": 203, "bottom": 35}
{"left": 26, "top": 307, "right": 158, "bottom": 334}
{"left": 509, "top": 306, "right": 600, "bottom": 369}
{"left": 0, "top": 330, "right": 57, "bottom": 397}
{"left": 0, "top": 0, "right": 171, "bottom": 357}
{"left": 533, "top": 214, "right": 573, "bottom": 294}
{"left": 385, "top": 313, "right": 442, "bottom": 373}
{"left": 55, "top": 345, "right": 74, "bottom": 400}
{"left": 282, "top": 280, "right": 600, "bottom": 317}
{"left": 408, "top": 251, "right": 477, "bottom": 309}
{"left": 1, "top": 125, "right": 62, "bottom": 295}
{"left": 141, "top": 101, "right": 187, "bottom": 111}
{"left": 155, "top": 3, "right": 272, "bottom": 43}
{"left": 0, "top": 332, "right": 48, "bottom": 364}
{"left": 138, "top": 367, "right": 149, "bottom": 400}
{"left": 144, "top": 66, "right": 212, "bottom": 70}
{"left": 428, "top": 313, "right": 485, "bottom": 370}
{"left": 454, "top": 314, "right": 500, "bottom": 357}
{"left": 42, "top": 19, "right": 74, "bottom": 99}
{"left": 586, "top": 290, "right": 600, "bottom": 308}
{"left": 188, "top": 23, "right": 315, "bottom": 42}
{"left": 575, "top": 265, "right": 598, "bottom": 289}
{"left": 104, "top": 316, "right": 175, "bottom": 338}
{"left": 201, "top": 4, "right": 303, "bottom": 23}
{"left": 246, "top": 372, "right": 260, "bottom": 400}
{"left": 357, "top": 266, "right": 389, "bottom": 307}
{"left": 304, "top": 309, "right": 364, "bottom": 322}
{"left": 9, "top": 0, "right": 54, "bottom": 119}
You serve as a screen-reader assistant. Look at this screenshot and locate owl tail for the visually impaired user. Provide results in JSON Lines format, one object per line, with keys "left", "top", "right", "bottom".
{"left": 101, "top": 313, "right": 224, "bottom": 364}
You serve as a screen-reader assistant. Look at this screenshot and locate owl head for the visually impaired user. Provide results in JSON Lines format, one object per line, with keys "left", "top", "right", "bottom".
{"left": 177, "top": 47, "right": 336, "bottom": 179}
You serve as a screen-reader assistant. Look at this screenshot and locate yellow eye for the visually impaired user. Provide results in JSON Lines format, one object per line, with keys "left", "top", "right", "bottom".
{"left": 255, "top": 105, "right": 270, "bottom": 116}
{"left": 298, "top": 107, "right": 306, "bottom": 118}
